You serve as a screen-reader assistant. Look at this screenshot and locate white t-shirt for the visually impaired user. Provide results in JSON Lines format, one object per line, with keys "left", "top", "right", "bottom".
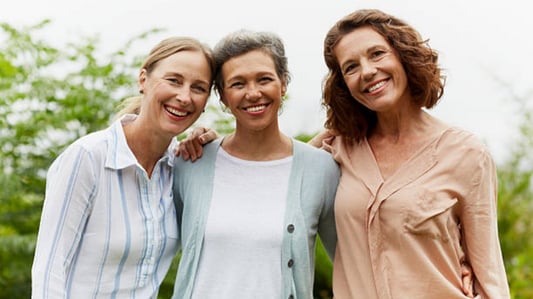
{"left": 191, "top": 147, "right": 293, "bottom": 299}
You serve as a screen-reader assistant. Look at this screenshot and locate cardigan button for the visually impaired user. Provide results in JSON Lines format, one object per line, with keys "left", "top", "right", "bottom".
{"left": 287, "top": 224, "right": 295, "bottom": 233}
{"left": 287, "top": 259, "right": 294, "bottom": 267}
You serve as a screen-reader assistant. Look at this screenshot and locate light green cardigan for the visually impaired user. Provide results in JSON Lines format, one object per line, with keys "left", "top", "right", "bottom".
{"left": 171, "top": 138, "right": 340, "bottom": 299}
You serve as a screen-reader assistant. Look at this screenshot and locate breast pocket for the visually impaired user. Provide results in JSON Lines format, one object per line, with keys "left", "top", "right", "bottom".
{"left": 402, "top": 189, "right": 459, "bottom": 242}
{"left": 162, "top": 192, "right": 180, "bottom": 240}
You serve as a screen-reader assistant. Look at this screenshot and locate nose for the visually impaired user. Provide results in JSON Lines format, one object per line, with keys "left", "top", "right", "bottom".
{"left": 176, "top": 86, "right": 192, "bottom": 105}
{"left": 244, "top": 83, "right": 261, "bottom": 101}
{"left": 361, "top": 60, "right": 377, "bottom": 80}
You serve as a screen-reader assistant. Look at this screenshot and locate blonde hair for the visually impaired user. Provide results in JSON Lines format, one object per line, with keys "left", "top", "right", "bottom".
{"left": 114, "top": 36, "right": 215, "bottom": 120}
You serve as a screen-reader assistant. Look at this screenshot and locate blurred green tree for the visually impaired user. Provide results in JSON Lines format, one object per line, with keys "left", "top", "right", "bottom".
{"left": 495, "top": 93, "right": 533, "bottom": 299}
{"left": 0, "top": 20, "right": 159, "bottom": 298}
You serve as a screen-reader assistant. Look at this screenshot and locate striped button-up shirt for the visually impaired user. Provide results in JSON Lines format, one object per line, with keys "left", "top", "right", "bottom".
{"left": 32, "top": 115, "right": 179, "bottom": 299}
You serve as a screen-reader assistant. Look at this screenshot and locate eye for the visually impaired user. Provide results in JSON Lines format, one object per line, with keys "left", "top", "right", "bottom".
{"left": 371, "top": 50, "right": 387, "bottom": 59}
{"left": 192, "top": 84, "right": 208, "bottom": 94}
{"left": 166, "top": 77, "right": 181, "bottom": 85}
{"left": 229, "top": 81, "right": 244, "bottom": 89}
{"left": 259, "top": 76, "right": 274, "bottom": 84}
{"left": 343, "top": 63, "right": 359, "bottom": 75}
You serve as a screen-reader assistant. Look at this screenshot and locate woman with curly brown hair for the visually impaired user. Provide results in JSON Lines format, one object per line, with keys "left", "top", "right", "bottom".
{"left": 314, "top": 8, "right": 510, "bottom": 299}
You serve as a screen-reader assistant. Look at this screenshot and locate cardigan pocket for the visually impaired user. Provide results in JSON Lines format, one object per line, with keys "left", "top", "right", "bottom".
{"left": 402, "top": 189, "right": 458, "bottom": 242}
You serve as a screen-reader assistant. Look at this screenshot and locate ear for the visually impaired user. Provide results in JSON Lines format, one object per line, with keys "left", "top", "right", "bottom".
{"left": 138, "top": 69, "right": 148, "bottom": 94}
{"left": 281, "top": 79, "right": 288, "bottom": 97}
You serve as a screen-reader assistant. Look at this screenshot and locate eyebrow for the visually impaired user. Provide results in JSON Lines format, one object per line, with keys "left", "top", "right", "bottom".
{"left": 366, "top": 44, "right": 388, "bottom": 53}
{"left": 166, "top": 72, "right": 210, "bottom": 86}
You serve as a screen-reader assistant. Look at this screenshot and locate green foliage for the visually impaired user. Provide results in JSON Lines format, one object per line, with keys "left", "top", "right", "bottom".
{"left": 496, "top": 99, "right": 533, "bottom": 299}
{"left": 0, "top": 20, "right": 159, "bottom": 298}
{"left": 158, "top": 254, "right": 181, "bottom": 297}
{"left": 313, "top": 238, "right": 333, "bottom": 299}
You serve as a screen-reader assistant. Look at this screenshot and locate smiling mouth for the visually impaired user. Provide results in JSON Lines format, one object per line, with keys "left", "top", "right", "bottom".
{"left": 366, "top": 80, "right": 387, "bottom": 93}
{"left": 243, "top": 104, "right": 268, "bottom": 113}
{"left": 165, "top": 105, "right": 189, "bottom": 117}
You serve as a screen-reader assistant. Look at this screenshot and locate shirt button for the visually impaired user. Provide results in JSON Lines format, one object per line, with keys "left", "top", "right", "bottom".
{"left": 288, "top": 295, "right": 294, "bottom": 299}
{"left": 287, "top": 224, "right": 294, "bottom": 233}
{"left": 287, "top": 259, "right": 294, "bottom": 268}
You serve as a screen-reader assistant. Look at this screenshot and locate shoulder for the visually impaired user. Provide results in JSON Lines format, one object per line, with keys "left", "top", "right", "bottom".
{"left": 293, "top": 140, "right": 340, "bottom": 175}
{"left": 437, "top": 127, "right": 492, "bottom": 156}
{"left": 57, "top": 128, "right": 110, "bottom": 161}
{"left": 294, "top": 140, "right": 336, "bottom": 162}
{"left": 436, "top": 127, "right": 496, "bottom": 174}
{"left": 174, "top": 138, "right": 221, "bottom": 171}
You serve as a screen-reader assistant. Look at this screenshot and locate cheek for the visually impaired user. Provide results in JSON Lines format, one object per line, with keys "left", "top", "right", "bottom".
{"left": 222, "top": 91, "right": 241, "bottom": 108}
{"left": 194, "top": 94, "right": 209, "bottom": 109}
{"left": 344, "top": 76, "right": 361, "bottom": 98}
{"left": 148, "top": 82, "right": 173, "bottom": 100}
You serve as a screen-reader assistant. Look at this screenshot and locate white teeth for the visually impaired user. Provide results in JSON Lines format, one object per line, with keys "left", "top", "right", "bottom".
{"left": 166, "top": 106, "right": 188, "bottom": 117}
{"left": 368, "top": 81, "right": 386, "bottom": 92}
{"left": 245, "top": 105, "right": 266, "bottom": 112}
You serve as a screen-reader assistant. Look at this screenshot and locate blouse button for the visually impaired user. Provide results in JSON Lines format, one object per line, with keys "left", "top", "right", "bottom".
{"left": 287, "top": 224, "right": 295, "bottom": 233}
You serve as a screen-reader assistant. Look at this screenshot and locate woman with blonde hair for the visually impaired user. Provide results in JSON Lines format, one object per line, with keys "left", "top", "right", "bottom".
{"left": 32, "top": 36, "right": 214, "bottom": 298}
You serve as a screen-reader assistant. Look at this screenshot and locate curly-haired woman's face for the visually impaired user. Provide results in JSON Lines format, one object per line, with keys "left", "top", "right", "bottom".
{"left": 334, "top": 26, "right": 410, "bottom": 113}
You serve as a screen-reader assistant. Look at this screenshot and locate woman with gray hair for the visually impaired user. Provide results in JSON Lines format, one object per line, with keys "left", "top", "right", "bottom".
{"left": 171, "top": 30, "right": 340, "bottom": 299}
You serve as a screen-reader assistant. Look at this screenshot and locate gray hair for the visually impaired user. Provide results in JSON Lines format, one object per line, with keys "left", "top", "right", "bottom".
{"left": 213, "top": 30, "right": 291, "bottom": 95}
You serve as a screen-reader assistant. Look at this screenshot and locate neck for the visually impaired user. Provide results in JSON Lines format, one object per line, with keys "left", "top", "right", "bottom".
{"left": 123, "top": 119, "right": 172, "bottom": 178}
{"left": 222, "top": 125, "right": 292, "bottom": 161}
{"left": 373, "top": 109, "right": 445, "bottom": 144}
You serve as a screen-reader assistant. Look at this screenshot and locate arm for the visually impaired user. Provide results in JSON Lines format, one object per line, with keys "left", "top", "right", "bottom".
{"left": 31, "top": 145, "right": 97, "bottom": 298}
{"left": 175, "top": 127, "right": 219, "bottom": 161}
{"left": 317, "top": 156, "right": 341, "bottom": 260}
{"left": 461, "top": 149, "right": 510, "bottom": 298}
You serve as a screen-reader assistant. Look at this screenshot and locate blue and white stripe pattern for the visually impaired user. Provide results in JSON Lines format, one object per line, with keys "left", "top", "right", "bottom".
{"left": 32, "top": 115, "right": 179, "bottom": 299}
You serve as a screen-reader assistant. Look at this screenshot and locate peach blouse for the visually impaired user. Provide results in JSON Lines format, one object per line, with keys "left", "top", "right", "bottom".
{"left": 328, "top": 128, "right": 510, "bottom": 299}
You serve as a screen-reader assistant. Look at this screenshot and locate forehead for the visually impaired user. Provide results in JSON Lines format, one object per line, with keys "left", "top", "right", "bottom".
{"left": 222, "top": 50, "right": 276, "bottom": 78}
{"left": 154, "top": 50, "right": 211, "bottom": 77}
{"left": 334, "top": 26, "right": 390, "bottom": 58}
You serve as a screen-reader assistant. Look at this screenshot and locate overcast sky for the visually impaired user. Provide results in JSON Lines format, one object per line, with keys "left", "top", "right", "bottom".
{"left": 3, "top": 0, "right": 532, "bottom": 163}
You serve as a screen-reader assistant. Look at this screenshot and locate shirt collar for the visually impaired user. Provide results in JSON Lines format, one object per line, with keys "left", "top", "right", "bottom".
{"left": 104, "top": 114, "right": 177, "bottom": 170}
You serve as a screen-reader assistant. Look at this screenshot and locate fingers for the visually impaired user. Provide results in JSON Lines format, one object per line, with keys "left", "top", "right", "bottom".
{"left": 198, "top": 128, "right": 218, "bottom": 145}
{"left": 176, "top": 127, "right": 217, "bottom": 162}
{"left": 187, "top": 137, "right": 204, "bottom": 161}
{"left": 308, "top": 130, "right": 334, "bottom": 148}
{"left": 460, "top": 262, "right": 475, "bottom": 298}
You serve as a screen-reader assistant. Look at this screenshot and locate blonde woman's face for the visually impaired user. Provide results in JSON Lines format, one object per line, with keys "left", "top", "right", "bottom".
{"left": 139, "top": 50, "right": 211, "bottom": 138}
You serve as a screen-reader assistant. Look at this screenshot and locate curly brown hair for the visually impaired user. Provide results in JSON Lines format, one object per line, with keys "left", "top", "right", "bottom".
{"left": 322, "top": 9, "right": 445, "bottom": 143}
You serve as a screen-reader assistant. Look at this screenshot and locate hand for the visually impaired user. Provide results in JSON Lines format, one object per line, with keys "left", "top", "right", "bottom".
{"left": 308, "top": 130, "right": 335, "bottom": 148}
{"left": 460, "top": 260, "right": 475, "bottom": 298}
{"left": 176, "top": 127, "right": 218, "bottom": 161}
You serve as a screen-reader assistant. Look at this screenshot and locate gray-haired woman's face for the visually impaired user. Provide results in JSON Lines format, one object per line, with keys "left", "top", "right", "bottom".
{"left": 220, "top": 49, "right": 287, "bottom": 132}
